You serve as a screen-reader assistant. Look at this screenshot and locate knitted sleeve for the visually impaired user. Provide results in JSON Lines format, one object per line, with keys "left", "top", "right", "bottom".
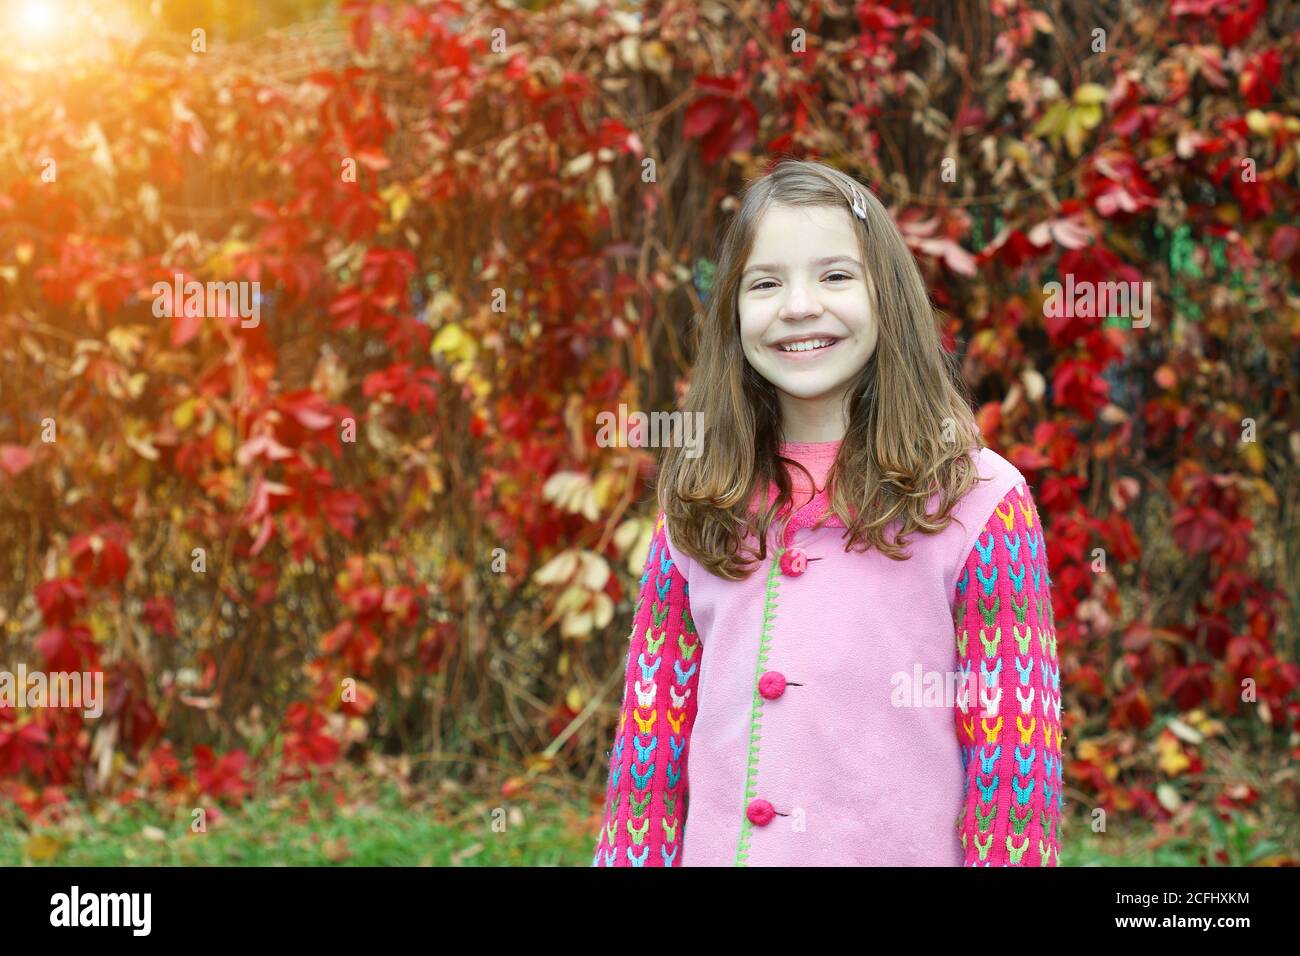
{"left": 592, "top": 511, "right": 701, "bottom": 867}
{"left": 953, "top": 480, "right": 1063, "bottom": 866}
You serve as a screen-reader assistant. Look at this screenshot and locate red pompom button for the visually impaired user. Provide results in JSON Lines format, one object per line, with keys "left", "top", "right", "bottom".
{"left": 746, "top": 798, "right": 776, "bottom": 826}
{"left": 758, "top": 671, "right": 787, "bottom": 700}
{"left": 780, "top": 547, "right": 808, "bottom": 576}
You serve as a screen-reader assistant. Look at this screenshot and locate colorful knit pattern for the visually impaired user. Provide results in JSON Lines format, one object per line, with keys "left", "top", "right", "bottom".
{"left": 592, "top": 480, "right": 1063, "bottom": 866}
{"left": 953, "top": 480, "right": 1063, "bottom": 866}
{"left": 591, "top": 512, "right": 699, "bottom": 866}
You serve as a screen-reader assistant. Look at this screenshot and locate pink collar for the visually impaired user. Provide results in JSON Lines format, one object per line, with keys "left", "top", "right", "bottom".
{"left": 771, "top": 439, "right": 846, "bottom": 547}
{"left": 769, "top": 485, "right": 847, "bottom": 548}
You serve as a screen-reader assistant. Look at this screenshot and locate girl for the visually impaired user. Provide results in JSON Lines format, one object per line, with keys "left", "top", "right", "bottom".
{"left": 592, "top": 160, "right": 1062, "bottom": 866}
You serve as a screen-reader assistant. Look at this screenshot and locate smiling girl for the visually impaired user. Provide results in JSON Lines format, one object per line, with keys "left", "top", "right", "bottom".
{"left": 592, "top": 159, "right": 1063, "bottom": 866}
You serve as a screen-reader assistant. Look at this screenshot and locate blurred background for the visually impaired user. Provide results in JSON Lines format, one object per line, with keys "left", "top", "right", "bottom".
{"left": 0, "top": 0, "right": 1297, "bottom": 865}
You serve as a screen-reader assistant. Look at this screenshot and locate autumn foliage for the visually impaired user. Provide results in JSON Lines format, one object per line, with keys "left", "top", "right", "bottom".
{"left": 0, "top": 0, "right": 1297, "bottom": 853}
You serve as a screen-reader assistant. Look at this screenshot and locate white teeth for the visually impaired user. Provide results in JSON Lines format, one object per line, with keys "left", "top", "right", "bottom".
{"left": 778, "top": 338, "right": 835, "bottom": 353}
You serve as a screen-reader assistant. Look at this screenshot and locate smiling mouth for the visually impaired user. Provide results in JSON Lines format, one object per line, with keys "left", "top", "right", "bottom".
{"left": 774, "top": 337, "right": 840, "bottom": 354}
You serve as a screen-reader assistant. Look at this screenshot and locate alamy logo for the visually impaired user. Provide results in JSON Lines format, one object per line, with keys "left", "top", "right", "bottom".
{"left": 595, "top": 403, "right": 705, "bottom": 459}
{"left": 50, "top": 886, "right": 151, "bottom": 936}
{"left": 152, "top": 273, "right": 261, "bottom": 327}
{"left": 0, "top": 665, "right": 103, "bottom": 718}
{"left": 890, "top": 664, "right": 1003, "bottom": 718}
{"left": 1043, "top": 274, "right": 1151, "bottom": 328}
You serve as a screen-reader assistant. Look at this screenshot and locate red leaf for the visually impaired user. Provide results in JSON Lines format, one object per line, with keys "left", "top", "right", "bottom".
{"left": 34, "top": 579, "right": 87, "bottom": 625}
{"left": 1270, "top": 226, "right": 1300, "bottom": 261}
{"left": 351, "top": 13, "right": 372, "bottom": 55}
{"left": 0, "top": 445, "right": 33, "bottom": 476}
{"left": 194, "top": 746, "right": 253, "bottom": 803}
{"left": 171, "top": 309, "right": 202, "bottom": 347}
{"left": 355, "top": 146, "right": 390, "bottom": 171}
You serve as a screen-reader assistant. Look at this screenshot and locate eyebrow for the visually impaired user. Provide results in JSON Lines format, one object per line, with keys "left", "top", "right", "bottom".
{"left": 741, "top": 255, "right": 862, "bottom": 279}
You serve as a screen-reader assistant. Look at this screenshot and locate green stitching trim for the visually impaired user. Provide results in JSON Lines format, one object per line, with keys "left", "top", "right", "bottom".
{"left": 1007, "top": 833, "right": 1029, "bottom": 864}
{"left": 1014, "top": 624, "right": 1031, "bottom": 655}
{"left": 651, "top": 603, "right": 668, "bottom": 628}
{"left": 735, "top": 550, "right": 784, "bottom": 867}
{"left": 978, "top": 594, "right": 999, "bottom": 626}
{"left": 1012, "top": 592, "right": 1029, "bottom": 624}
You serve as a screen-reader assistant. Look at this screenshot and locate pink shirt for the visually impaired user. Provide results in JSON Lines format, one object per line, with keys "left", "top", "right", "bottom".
{"left": 593, "top": 442, "right": 1063, "bottom": 866}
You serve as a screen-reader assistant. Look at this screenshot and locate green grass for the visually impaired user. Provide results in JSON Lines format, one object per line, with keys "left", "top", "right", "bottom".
{"left": 1, "top": 783, "right": 1281, "bottom": 866}
{"left": 1068, "top": 806, "right": 1294, "bottom": 867}
{"left": 0, "top": 782, "right": 597, "bottom": 867}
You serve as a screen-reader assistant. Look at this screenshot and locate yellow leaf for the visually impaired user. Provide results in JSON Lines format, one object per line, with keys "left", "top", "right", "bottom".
{"left": 1253, "top": 478, "right": 1278, "bottom": 508}
{"left": 972, "top": 328, "right": 999, "bottom": 356}
{"left": 213, "top": 423, "right": 234, "bottom": 457}
{"left": 526, "top": 753, "right": 554, "bottom": 773}
{"left": 640, "top": 40, "right": 671, "bottom": 77}
{"left": 206, "top": 239, "right": 252, "bottom": 276}
{"left": 381, "top": 184, "right": 411, "bottom": 223}
{"left": 566, "top": 687, "right": 584, "bottom": 712}
{"left": 24, "top": 834, "right": 63, "bottom": 861}
{"left": 1005, "top": 140, "right": 1031, "bottom": 167}
{"left": 1031, "top": 101, "right": 1070, "bottom": 140}
{"left": 1074, "top": 83, "right": 1108, "bottom": 106}
{"left": 1065, "top": 112, "right": 1087, "bottom": 157}
{"left": 173, "top": 398, "right": 198, "bottom": 430}
{"left": 1156, "top": 732, "right": 1190, "bottom": 776}
{"left": 432, "top": 323, "right": 475, "bottom": 362}
{"left": 1239, "top": 441, "right": 1265, "bottom": 475}
{"left": 1075, "top": 103, "right": 1103, "bottom": 131}
{"left": 593, "top": 471, "right": 619, "bottom": 510}
{"left": 1245, "top": 110, "right": 1272, "bottom": 135}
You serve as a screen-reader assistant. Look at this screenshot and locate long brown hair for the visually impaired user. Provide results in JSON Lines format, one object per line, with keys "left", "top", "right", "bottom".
{"left": 657, "top": 159, "right": 988, "bottom": 580}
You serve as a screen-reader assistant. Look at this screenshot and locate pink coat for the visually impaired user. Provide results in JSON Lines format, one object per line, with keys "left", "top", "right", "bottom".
{"left": 592, "top": 442, "right": 1063, "bottom": 866}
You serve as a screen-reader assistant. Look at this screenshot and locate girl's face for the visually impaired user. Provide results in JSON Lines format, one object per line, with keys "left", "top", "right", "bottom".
{"left": 737, "top": 203, "right": 878, "bottom": 439}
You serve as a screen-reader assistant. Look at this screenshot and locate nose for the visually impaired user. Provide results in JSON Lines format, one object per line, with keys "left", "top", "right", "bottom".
{"left": 779, "top": 282, "right": 823, "bottom": 321}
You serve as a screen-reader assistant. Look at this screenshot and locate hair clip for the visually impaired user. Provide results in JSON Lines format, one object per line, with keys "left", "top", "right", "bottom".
{"left": 849, "top": 186, "right": 867, "bottom": 221}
